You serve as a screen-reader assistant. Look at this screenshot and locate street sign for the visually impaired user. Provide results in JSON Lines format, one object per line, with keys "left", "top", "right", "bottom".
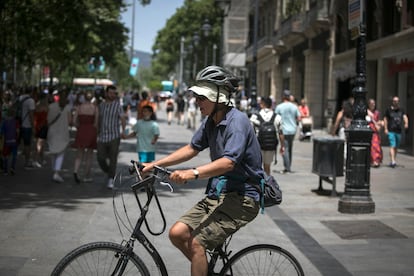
{"left": 348, "top": 0, "right": 361, "bottom": 30}
{"left": 350, "top": 26, "right": 360, "bottom": 40}
{"left": 129, "top": 57, "right": 140, "bottom": 77}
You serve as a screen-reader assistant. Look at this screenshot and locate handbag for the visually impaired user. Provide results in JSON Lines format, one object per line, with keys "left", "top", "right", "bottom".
{"left": 207, "top": 173, "right": 282, "bottom": 214}
{"left": 258, "top": 174, "right": 282, "bottom": 213}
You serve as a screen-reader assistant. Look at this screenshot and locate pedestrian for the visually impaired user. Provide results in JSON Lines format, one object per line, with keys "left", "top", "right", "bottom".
{"left": 72, "top": 90, "right": 99, "bottom": 183}
{"left": 175, "top": 94, "right": 185, "bottom": 125}
{"left": 239, "top": 95, "right": 249, "bottom": 113}
{"left": 97, "top": 85, "right": 126, "bottom": 189}
{"left": 18, "top": 87, "right": 36, "bottom": 169}
{"left": 298, "top": 98, "right": 312, "bottom": 140}
{"left": 1, "top": 90, "right": 13, "bottom": 120}
{"left": 331, "top": 98, "right": 353, "bottom": 139}
{"left": 122, "top": 90, "right": 133, "bottom": 124}
{"left": 275, "top": 90, "right": 301, "bottom": 173}
{"left": 165, "top": 95, "right": 174, "bottom": 125}
{"left": 383, "top": 96, "right": 409, "bottom": 168}
{"left": 250, "top": 97, "right": 284, "bottom": 175}
{"left": 137, "top": 91, "right": 156, "bottom": 120}
{"left": 290, "top": 94, "right": 299, "bottom": 105}
{"left": 186, "top": 93, "right": 197, "bottom": 129}
{"left": 298, "top": 98, "right": 310, "bottom": 118}
{"left": 1, "top": 91, "right": 14, "bottom": 172}
{"left": 367, "top": 98, "right": 383, "bottom": 168}
{"left": 47, "top": 89, "right": 72, "bottom": 183}
{"left": 142, "top": 66, "right": 265, "bottom": 276}
{"left": 1, "top": 107, "right": 19, "bottom": 175}
{"left": 124, "top": 105, "right": 159, "bottom": 162}
{"left": 33, "top": 91, "right": 49, "bottom": 168}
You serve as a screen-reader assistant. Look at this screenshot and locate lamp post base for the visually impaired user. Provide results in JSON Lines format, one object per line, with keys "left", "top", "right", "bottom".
{"left": 338, "top": 194, "right": 375, "bottom": 214}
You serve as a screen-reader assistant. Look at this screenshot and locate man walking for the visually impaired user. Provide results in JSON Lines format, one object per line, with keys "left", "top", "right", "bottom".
{"left": 275, "top": 90, "right": 300, "bottom": 173}
{"left": 97, "top": 85, "right": 126, "bottom": 189}
{"left": 383, "top": 96, "right": 409, "bottom": 168}
{"left": 250, "top": 97, "right": 284, "bottom": 175}
{"left": 19, "top": 87, "right": 36, "bottom": 169}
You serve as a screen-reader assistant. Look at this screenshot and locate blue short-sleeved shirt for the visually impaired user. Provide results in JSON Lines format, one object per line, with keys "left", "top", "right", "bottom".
{"left": 191, "top": 108, "right": 264, "bottom": 201}
{"left": 275, "top": 102, "right": 300, "bottom": 135}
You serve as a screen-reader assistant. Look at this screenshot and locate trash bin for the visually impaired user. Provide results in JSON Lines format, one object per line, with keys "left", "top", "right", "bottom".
{"left": 312, "top": 137, "right": 344, "bottom": 196}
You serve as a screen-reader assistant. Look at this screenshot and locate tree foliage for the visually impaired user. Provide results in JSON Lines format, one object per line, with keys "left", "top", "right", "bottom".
{"left": 151, "top": 0, "right": 223, "bottom": 83}
{"left": 0, "top": 0, "right": 130, "bottom": 88}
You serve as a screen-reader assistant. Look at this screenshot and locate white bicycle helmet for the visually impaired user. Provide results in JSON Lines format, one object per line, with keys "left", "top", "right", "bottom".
{"left": 195, "top": 65, "right": 240, "bottom": 95}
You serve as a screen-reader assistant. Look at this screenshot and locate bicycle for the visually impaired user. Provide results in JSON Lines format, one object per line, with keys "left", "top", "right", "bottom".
{"left": 51, "top": 160, "right": 304, "bottom": 275}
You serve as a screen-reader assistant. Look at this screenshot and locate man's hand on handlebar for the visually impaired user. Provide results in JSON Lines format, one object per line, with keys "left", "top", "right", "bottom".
{"left": 169, "top": 169, "right": 196, "bottom": 184}
{"left": 134, "top": 160, "right": 196, "bottom": 184}
{"left": 141, "top": 162, "right": 154, "bottom": 174}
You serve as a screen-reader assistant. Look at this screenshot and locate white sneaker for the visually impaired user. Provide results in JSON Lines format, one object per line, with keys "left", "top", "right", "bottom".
{"left": 107, "top": 178, "right": 114, "bottom": 189}
{"left": 33, "top": 161, "right": 42, "bottom": 168}
{"left": 53, "top": 173, "right": 64, "bottom": 183}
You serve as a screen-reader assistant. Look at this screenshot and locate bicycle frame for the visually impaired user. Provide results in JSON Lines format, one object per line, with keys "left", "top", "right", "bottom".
{"left": 129, "top": 174, "right": 169, "bottom": 276}
{"left": 125, "top": 162, "right": 230, "bottom": 276}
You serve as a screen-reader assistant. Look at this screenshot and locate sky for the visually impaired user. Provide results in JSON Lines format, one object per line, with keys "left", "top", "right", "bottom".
{"left": 121, "top": 0, "right": 185, "bottom": 53}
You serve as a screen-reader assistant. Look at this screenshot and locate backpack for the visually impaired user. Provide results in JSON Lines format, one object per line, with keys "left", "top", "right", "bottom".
{"left": 14, "top": 96, "right": 30, "bottom": 124}
{"left": 257, "top": 113, "right": 278, "bottom": 150}
{"left": 388, "top": 109, "right": 403, "bottom": 132}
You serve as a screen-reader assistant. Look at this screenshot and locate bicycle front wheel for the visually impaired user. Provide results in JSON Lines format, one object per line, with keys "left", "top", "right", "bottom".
{"left": 51, "top": 241, "right": 150, "bottom": 276}
{"left": 219, "top": 244, "right": 304, "bottom": 276}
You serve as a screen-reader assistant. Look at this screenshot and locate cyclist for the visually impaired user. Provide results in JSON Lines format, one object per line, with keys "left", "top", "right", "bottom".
{"left": 142, "top": 65, "right": 265, "bottom": 276}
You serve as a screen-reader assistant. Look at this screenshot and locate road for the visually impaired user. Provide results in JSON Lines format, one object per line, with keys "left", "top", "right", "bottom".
{"left": 1, "top": 105, "right": 413, "bottom": 275}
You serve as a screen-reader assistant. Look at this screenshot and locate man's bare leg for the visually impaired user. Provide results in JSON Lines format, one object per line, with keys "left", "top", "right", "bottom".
{"left": 169, "top": 221, "right": 208, "bottom": 276}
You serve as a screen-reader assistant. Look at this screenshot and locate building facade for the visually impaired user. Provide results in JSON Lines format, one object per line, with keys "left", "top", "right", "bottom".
{"left": 240, "top": 0, "right": 414, "bottom": 154}
{"left": 221, "top": 0, "right": 250, "bottom": 80}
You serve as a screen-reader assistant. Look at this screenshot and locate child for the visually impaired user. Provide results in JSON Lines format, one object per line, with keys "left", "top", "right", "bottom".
{"left": 165, "top": 96, "right": 174, "bottom": 125}
{"left": 124, "top": 105, "right": 159, "bottom": 162}
{"left": 1, "top": 107, "right": 19, "bottom": 175}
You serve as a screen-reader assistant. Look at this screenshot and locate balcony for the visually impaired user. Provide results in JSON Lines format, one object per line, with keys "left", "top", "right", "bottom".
{"left": 276, "top": 1, "right": 330, "bottom": 50}
{"left": 246, "top": 35, "right": 274, "bottom": 62}
{"left": 276, "top": 13, "right": 306, "bottom": 48}
{"left": 303, "top": 1, "right": 330, "bottom": 37}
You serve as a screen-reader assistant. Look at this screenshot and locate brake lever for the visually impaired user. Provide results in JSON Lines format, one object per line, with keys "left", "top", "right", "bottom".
{"left": 159, "top": 181, "right": 174, "bottom": 193}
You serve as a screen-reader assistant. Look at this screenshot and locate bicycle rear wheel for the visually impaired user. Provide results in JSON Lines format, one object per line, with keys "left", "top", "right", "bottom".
{"left": 219, "top": 244, "right": 304, "bottom": 276}
{"left": 51, "top": 241, "right": 150, "bottom": 276}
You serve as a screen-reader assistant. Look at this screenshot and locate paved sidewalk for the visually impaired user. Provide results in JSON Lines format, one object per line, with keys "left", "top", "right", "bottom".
{"left": 0, "top": 106, "right": 413, "bottom": 276}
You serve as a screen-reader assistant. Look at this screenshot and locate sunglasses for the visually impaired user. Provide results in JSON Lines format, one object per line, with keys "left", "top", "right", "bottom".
{"left": 194, "top": 94, "right": 208, "bottom": 101}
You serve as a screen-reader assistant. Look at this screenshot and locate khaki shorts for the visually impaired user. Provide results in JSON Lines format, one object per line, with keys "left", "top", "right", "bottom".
{"left": 261, "top": 150, "right": 275, "bottom": 165}
{"left": 178, "top": 192, "right": 259, "bottom": 250}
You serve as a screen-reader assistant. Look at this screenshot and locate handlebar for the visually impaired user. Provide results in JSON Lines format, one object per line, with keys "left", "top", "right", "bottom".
{"left": 130, "top": 160, "right": 173, "bottom": 192}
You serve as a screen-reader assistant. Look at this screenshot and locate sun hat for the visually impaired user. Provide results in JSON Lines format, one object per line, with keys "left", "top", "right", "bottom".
{"left": 188, "top": 83, "right": 229, "bottom": 103}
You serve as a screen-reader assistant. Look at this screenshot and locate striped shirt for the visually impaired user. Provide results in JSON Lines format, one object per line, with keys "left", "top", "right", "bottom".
{"left": 97, "top": 100, "right": 123, "bottom": 143}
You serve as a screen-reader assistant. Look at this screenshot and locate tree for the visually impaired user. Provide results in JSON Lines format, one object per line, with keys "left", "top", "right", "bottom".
{"left": 151, "top": 0, "right": 222, "bottom": 82}
{"left": 0, "top": 0, "right": 129, "bottom": 88}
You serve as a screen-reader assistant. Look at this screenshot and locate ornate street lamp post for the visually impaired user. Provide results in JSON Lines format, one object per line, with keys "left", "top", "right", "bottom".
{"left": 179, "top": 36, "right": 185, "bottom": 93}
{"left": 201, "top": 19, "right": 212, "bottom": 67}
{"left": 214, "top": 0, "right": 231, "bottom": 66}
{"left": 212, "top": 44, "right": 217, "bottom": 65}
{"left": 186, "top": 43, "right": 194, "bottom": 82}
{"left": 338, "top": 0, "right": 375, "bottom": 214}
{"left": 250, "top": 0, "right": 259, "bottom": 111}
{"left": 192, "top": 32, "right": 200, "bottom": 78}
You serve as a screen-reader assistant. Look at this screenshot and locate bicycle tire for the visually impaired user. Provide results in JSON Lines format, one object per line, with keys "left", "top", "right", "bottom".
{"left": 51, "top": 241, "right": 150, "bottom": 276}
{"left": 219, "top": 244, "right": 304, "bottom": 276}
